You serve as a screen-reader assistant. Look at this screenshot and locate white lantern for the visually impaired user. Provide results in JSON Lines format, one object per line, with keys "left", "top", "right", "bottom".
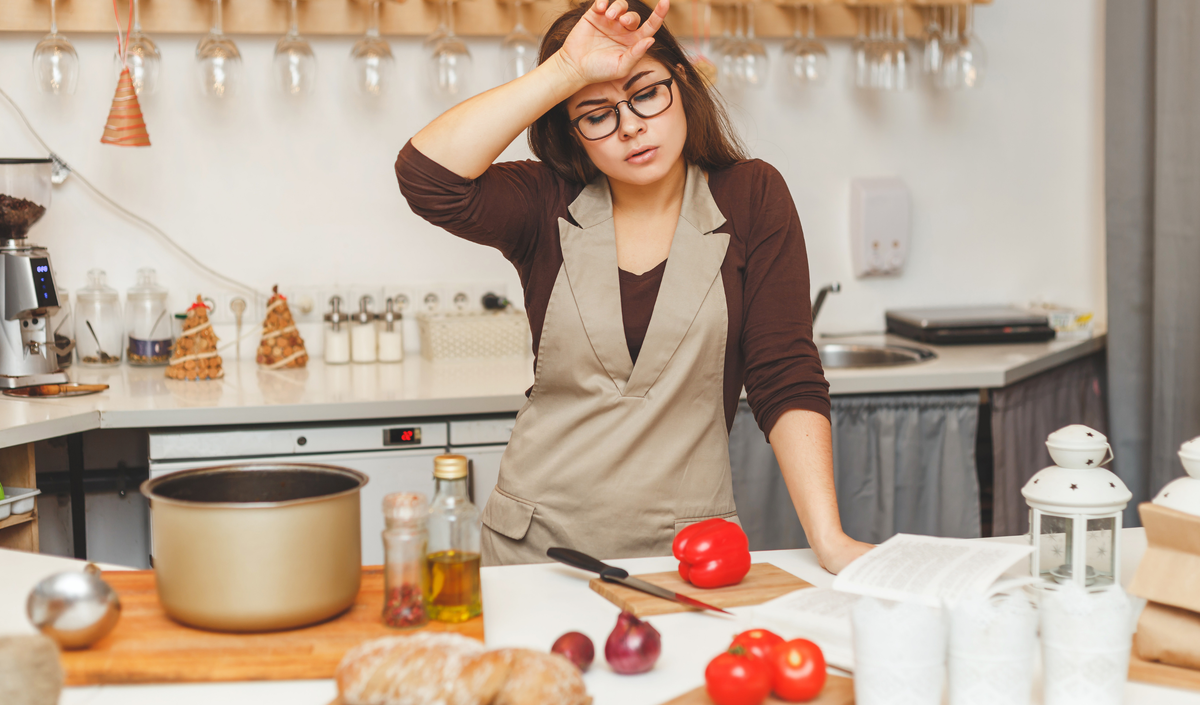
{"left": 1022, "top": 425, "right": 1132, "bottom": 590}
{"left": 1152, "top": 436, "right": 1200, "bottom": 516}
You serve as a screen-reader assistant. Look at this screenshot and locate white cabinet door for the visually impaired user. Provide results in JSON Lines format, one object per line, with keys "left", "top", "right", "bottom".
{"left": 148, "top": 448, "right": 442, "bottom": 566}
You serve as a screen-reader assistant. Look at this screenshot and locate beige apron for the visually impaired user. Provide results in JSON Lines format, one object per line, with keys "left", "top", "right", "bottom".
{"left": 479, "top": 162, "right": 738, "bottom": 566}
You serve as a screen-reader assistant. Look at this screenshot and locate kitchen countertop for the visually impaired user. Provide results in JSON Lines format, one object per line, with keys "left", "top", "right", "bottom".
{"left": 0, "top": 332, "right": 1105, "bottom": 448}
{"left": 1, "top": 527, "right": 1195, "bottom": 705}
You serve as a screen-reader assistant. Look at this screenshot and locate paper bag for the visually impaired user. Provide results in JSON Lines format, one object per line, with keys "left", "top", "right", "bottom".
{"left": 1128, "top": 502, "right": 1200, "bottom": 613}
{"left": 1135, "top": 601, "right": 1200, "bottom": 670}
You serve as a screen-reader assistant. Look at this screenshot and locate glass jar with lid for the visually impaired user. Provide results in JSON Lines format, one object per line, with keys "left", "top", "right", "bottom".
{"left": 125, "top": 268, "right": 173, "bottom": 366}
{"left": 425, "top": 454, "right": 482, "bottom": 623}
{"left": 381, "top": 491, "right": 430, "bottom": 629}
{"left": 48, "top": 285, "right": 74, "bottom": 368}
{"left": 75, "top": 269, "right": 122, "bottom": 366}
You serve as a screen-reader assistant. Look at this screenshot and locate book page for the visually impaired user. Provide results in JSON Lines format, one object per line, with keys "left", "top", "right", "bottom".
{"left": 751, "top": 588, "right": 861, "bottom": 671}
{"left": 831, "top": 534, "right": 1033, "bottom": 607}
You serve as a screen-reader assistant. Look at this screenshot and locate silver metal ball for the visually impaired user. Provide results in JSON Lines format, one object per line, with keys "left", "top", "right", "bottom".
{"left": 26, "top": 563, "right": 121, "bottom": 650}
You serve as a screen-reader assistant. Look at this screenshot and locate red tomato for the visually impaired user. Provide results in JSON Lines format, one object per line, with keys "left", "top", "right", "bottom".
{"left": 705, "top": 648, "right": 772, "bottom": 705}
{"left": 730, "top": 629, "right": 785, "bottom": 661}
{"left": 767, "top": 639, "right": 827, "bottom": 702}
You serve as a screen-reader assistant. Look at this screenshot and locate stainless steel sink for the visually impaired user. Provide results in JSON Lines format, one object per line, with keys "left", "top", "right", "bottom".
{"left": 818, "top": 343, "right": 937, "bottom": 369}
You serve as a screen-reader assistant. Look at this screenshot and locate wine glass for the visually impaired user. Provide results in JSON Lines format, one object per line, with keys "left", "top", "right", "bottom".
{"left": 852, "top": 7, "right": 870, "bottom": 89}
{"left": 955, "top": 3, "right": 986, "bottom": 88}
{"left": 274, "top": 0, "right": 318, "bottom": 95}
{"left": 737, "top": 1, "right": 769, "bottom": 87}
{"left": 891, "top": 4, "right": 914, "bottom": 90}
{"left": 32, "top": 0, "right": 79, "bottom": 95}
{"left": 783, "top": 3, "right": 827, "bottom": 85}
{"left": 113, "top": 0, "right": 161, "bottom": 96}
{"left": 429, "top": 0, "right": 472, "bottom": 97}
{"left": 196, "top": 0, "right": 242, "bottom": 98}
{"left": 715, "top": 3, "right": 742, "bottom": 87}
{"left": 501, "top": 0, "right": 540, "bottom": 82}
{"left": 922, "top": 6, "right": 944, "bottom": 76}
{"left": 350, "top": 0, "right": 394, "bottom": 96}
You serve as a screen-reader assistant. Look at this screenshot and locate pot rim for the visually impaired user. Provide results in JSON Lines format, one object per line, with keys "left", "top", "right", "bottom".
{"left": 140, "top": 462, "right": 369, "bottom": 509}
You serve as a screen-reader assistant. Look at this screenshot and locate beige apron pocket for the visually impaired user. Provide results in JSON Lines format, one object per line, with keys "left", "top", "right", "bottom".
{"left": 674, "top": 510, "right": 741, "bottom": 535}
{"left": 481, "top": 488, "right": 536, "bottom": 541}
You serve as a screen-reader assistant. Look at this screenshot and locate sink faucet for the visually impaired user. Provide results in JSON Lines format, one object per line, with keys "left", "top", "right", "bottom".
{"left": 811, "top": 282, "right": 841, "bottom": 327}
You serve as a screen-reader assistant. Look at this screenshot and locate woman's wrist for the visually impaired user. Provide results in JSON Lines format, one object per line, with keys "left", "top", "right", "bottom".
{"left": 540, "top": 50, "right": 591, "bottom": 99}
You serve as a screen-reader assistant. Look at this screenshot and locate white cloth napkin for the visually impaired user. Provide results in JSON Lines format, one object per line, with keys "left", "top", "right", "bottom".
{"left": 948, "top": 591, "right": 1038, "bottom": 705}
{"left": 1041, "top": 583, "right": 1133, "bottom": 705}
{"left": 852, "top": 597, "right": 947, "bottom": 705}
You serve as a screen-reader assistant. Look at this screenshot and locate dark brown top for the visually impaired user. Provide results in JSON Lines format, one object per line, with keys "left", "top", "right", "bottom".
{"left": 395, "top": 141, "right": 829, "bottom": 437}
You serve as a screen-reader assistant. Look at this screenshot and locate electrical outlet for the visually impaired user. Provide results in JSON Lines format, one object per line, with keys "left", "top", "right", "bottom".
{"left": 415, "top": 286, "right": 445, "bottom": 314}
{"left": 386, "top": 287, "right": 416, "bottom": 317}
{"left": 473, "top": 282, "right": 510, "bottom": 310}
{"left": 278, "top": 285, "right": 321, "bottom": 323}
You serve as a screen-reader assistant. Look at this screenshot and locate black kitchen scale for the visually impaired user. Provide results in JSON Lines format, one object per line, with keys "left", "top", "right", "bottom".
{"left": 885, "top": 306, "right": 1056, "bottom": 345}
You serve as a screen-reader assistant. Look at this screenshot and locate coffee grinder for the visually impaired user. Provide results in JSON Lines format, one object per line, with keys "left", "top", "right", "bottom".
{"left": 0, "top": 159, "right": 69, "bottom": 387}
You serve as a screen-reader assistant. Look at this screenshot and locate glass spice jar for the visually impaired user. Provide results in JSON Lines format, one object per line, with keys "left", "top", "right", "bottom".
{"left": 381, "top": 491, "right": 430, "bottom": 629}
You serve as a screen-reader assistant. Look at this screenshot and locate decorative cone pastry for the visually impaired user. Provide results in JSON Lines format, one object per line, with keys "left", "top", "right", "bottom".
{"left": 167, "top": 297, "right": 224, "bottom": 380}
{"left": 258, "top": 285, "right": 309, "bottom": 369}
{"left": 101, "top": 67, "right": 150, "bottom": 147}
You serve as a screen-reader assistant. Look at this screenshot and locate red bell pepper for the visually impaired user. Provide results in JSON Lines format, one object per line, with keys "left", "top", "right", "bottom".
{"left": 673, "top": 518, "right": 751, "bottom": 588}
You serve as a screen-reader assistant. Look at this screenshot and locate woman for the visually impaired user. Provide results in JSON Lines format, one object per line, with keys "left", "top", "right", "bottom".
{"left": 396, "top": 0, "right": 871, "bottom": 572}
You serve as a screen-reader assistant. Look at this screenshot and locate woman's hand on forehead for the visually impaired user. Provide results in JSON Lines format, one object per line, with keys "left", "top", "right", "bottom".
{"left": 557, "top": 0, "right": 670, "bottom": 87}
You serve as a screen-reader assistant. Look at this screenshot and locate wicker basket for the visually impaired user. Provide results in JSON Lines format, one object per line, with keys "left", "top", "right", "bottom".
{"left": 417, "top": 309, "right": 531, "bottom": 360}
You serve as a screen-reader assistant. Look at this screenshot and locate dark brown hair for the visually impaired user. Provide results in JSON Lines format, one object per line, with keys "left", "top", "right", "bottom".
{"left": 529, "top": 0, "right": 747, "bottom": 184}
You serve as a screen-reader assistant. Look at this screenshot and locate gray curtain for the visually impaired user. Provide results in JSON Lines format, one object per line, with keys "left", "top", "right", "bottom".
{"left": 729, "top": 391, "right": 980, "bottom": 550}
{"left": 1106, "top": 1, "right": 1200, "bottom": 516}
{"left": 990, "top": 352, "right": 1109, "bottom": 537}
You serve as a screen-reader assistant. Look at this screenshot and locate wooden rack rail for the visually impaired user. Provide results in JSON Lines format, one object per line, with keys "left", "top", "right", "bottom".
{"left": 1, "top": 0, "right": 990, "bottom": 39}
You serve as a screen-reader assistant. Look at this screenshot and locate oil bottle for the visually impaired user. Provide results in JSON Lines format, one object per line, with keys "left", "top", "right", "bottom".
{"left": 425, "top": 454, "right": 482, "bottom": 623}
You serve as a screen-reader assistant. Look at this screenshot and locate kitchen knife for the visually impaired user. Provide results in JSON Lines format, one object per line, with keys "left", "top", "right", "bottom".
{"left": 546, "top": 547, "right": 732, "bottom": 615}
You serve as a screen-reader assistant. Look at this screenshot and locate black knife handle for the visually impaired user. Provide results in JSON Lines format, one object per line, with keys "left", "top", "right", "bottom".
{"left": 547, "top": 547, "right": 630, "bottom": 580}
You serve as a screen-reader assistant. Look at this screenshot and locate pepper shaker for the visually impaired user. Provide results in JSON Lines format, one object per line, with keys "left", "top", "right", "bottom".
{"left": 351, "top": 295, "right": 377, "bottom": 364}
{"left": 377, "top": 297, "right": 403, "bottom": 363}
{"left": 323, "top": 296, "right": 350, "bottom": 365}
{"left": 382, "top": 492, "right": 429, "bottom": 629}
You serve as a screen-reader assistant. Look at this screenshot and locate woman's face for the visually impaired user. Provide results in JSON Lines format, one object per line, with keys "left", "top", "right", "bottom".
{"left": 565, "top": 58, "right": 687, "bottom": 186}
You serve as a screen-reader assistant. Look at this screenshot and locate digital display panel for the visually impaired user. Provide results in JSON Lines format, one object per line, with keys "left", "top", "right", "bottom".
{"left": 384, "top": 427, "right": 422, "bottom": 446}
{"left": 29, "top": 257, "right": 57, "bottom": 308}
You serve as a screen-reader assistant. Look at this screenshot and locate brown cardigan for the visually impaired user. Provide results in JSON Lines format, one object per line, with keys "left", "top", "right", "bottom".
{"left": 395, "top": 141, "right": 829, "bottom": 438}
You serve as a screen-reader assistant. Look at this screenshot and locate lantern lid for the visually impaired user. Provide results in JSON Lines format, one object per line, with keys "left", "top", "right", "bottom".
{"left": 1022, "top": 465, "right": 1132, "bottom": 513}
{"left": 1046, "top": 425, "right": 1108, "bottom": 449}
{"left": 1153, "top": 476, "right": 1200, "bottom": 517}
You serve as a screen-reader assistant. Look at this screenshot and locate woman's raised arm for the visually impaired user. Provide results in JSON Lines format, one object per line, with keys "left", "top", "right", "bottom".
{"left": 410, "top": 0, "right": 669, "bottom": 179}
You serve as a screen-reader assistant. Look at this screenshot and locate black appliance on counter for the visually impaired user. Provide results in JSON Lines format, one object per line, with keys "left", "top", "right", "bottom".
{"left": 885, "top": 306, "right": 1056, "bottom": 345}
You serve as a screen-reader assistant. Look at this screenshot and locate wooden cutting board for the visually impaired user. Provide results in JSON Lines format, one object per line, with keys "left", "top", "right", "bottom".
{"left": 1129, "top": 648, "right": 1200, "bottom": 692}
{"left": 661, "top": 673, "right": 855, "bottom": 705}
{"left": 60, "top": 566, "right": 483, "bottom": 685}
{"left": 589, "top": 563, "right": 813, "bottom": 617}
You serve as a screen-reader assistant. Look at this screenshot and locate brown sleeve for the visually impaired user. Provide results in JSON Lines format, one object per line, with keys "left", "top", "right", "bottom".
{"left": 741, "top": 161, "right": 831, "bottom": 437}
{"left": 394, "top": 140, "right": 557, "bottom": 267}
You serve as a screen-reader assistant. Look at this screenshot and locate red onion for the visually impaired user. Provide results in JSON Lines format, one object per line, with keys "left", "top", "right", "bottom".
{"left": 604, "top": 611, "right": 661, "bottom": 674}
{"left": 551, "top": 631, "right": 595, "bottom": 672}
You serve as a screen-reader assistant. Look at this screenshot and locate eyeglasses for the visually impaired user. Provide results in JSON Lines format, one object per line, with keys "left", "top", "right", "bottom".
{"left": 569, "top": 78, "right": 674, "bottom": 141}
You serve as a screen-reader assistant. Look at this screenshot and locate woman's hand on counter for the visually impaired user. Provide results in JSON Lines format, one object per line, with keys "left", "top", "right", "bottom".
{"left": 812, "top": 533, "right": 873, "bottom": 575}
{"left": 769, "top": 409, "right": 873, "bottom": 575}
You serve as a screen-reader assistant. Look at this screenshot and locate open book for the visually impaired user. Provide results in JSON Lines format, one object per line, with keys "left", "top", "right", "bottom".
{"left": 751, "top": 534, "right": 1034, "bottom": 672}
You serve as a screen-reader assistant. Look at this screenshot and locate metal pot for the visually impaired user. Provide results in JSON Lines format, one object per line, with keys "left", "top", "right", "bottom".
{"left": 141, "top": 463, "right": 368, "bottom": 632}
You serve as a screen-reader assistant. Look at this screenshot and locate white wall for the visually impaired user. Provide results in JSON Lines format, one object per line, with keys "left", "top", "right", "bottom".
{"left": 0, "top": 0, "right": 1104, "bottom": 356}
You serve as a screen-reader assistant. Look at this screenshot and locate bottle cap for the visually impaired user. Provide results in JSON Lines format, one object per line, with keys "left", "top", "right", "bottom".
{"left": 383, "top": 491, "right": 428, "bottom": 526}
{"left": 433, "top": 454, "right": 469, "bottom": 480}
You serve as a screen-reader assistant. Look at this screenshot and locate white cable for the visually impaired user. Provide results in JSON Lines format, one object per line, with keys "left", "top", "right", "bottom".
{"left": 0, "top": 83, "right": 265, "bottom": 305}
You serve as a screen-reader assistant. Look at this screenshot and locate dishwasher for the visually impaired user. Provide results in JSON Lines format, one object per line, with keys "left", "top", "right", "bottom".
{"left": 148, "top": 416, "right": 514, "bottom": 565}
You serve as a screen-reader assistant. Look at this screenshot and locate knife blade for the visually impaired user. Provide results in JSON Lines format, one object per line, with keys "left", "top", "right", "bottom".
{"left": 546, "top": 547, "right": 732, "bottom": 615}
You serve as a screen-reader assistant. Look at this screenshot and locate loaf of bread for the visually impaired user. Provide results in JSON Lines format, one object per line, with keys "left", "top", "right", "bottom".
{"left": 335, "top": 634, "right": 591, "bottom": 705}
{"left": 492, "top": 649, "right": 591, "bottom": 705}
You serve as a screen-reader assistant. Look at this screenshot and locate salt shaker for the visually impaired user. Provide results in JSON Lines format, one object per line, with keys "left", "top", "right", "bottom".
{"left": 323, "top": 296, "right": 350, "bottom": 365}
{"left": 377, "top": 297, "right": 403, "bottom": 363}
{"left": 351, "top": 295, "right": 377, "bottom": 364}
{"left": 382, "top": 492, "right": 429, "bottom": 629}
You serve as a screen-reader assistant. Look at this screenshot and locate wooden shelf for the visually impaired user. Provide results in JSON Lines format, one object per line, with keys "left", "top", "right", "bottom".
{"left": 0, "top": 509, "right": 36, "bottom": 533}
{"left": 0, "top": 0, "right": 991, "bottom": 39}
{"left": 0, "top": 445, "right": 39, "bottom": 553}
